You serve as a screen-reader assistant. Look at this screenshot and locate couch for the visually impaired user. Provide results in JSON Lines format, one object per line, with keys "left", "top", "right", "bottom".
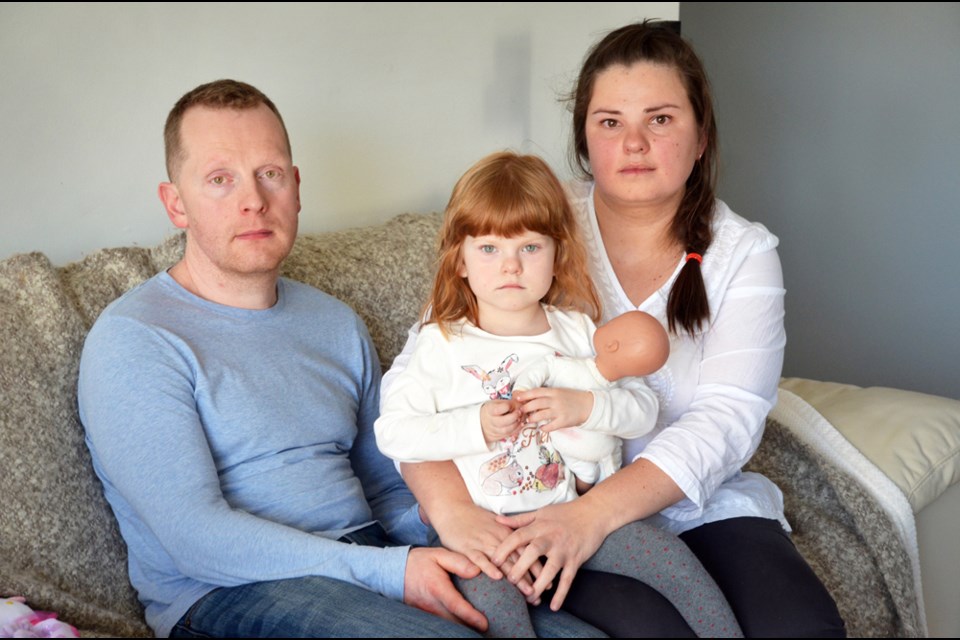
{"left": 2, "top": 212, "right": 958, "bottom": 637}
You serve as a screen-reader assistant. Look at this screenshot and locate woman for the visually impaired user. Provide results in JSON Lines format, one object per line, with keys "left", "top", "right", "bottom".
{"left": 392, "top": 21, "right": 845, "bottom": 637}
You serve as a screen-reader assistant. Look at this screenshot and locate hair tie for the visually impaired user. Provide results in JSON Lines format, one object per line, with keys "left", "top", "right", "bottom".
{"left": 685, "top": 252, "right": 703, "bottom": 264}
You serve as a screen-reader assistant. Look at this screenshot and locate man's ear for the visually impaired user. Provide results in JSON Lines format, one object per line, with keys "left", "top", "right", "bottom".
{"left": 158, "top": 182, "right": 187, "bottom": 229}
{"left": 294, "top": 166, "right": 302, "bottom": 211}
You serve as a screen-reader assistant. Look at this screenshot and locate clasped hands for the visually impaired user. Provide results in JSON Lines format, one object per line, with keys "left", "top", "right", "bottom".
{"left": 426, "top": 494, "right": 608, "bottom": 618}
{"left": 479, "top": 387, "right": 593, "bottom": 444}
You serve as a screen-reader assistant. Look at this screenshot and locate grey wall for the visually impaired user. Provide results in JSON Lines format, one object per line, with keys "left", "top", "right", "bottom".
{"left": 682, "top": 3, "right": 960, "bottom": 399}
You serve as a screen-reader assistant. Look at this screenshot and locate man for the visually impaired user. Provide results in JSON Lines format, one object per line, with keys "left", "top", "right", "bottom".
{"left": 77, "top": 79, "right": 488, "bottom": 638}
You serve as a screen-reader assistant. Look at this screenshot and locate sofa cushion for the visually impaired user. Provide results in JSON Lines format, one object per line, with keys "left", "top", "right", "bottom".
{"left": 0, "top": 240, "right": 184, "bottom": 637}
{"left": 780, "top": 377, "right": 960, "bottom": 513}
{"left": 282, "top": 212, "right": 441, "bottom": 370}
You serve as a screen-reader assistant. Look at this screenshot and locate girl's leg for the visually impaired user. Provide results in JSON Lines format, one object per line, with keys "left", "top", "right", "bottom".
{"left": 453, "top": 572, "right": 536, "bottom": 638}
{"left": 680, "top": 517, "right": 846, "bottom": 638}
{"left": 582, "top": 520, "right": 743, "bottom": 638}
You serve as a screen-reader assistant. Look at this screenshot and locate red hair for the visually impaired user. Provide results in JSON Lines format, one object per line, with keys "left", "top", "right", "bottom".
{"left": 425, "top": 151, "right": 601, "bottom": 336}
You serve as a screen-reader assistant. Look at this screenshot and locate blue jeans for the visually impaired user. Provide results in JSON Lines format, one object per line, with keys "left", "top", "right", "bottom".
{"left": 170, "top": 577, "right": 605, "bottom": 638}
{"left": 170, "top": 524, "right": 605, "bottom": 638}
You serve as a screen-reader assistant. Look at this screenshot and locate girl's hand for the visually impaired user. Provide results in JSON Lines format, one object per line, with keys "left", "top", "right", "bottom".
{"left": 493, "top": 499, "right": 608, "bottom": 611}
{"left": 514, "top": 387, "right": 593, "bottom": 432}
{"left": 479, "top": 399, "right": 523, "bottom": 443}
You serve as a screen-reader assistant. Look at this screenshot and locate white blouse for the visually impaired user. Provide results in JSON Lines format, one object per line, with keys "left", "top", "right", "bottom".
{"left": 568, "top": 181, "right": 789, "bottom": 533}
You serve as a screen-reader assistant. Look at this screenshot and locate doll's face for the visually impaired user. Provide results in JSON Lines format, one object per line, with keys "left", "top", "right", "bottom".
{"left": 593, "top": 311, "right": 669, "bottom": 380}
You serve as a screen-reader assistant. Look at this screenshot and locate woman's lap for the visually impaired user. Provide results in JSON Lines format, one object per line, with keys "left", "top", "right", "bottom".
{"left": 565, "top": 517, "right": 845, "bottom": 638}
{"left": 679, "top": 517, "right": 846, "bottom": 638}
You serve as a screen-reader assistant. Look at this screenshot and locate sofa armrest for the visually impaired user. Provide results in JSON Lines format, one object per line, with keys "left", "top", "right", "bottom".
{"left": 780, "top": 377, "right": 960, "bottom": 638}
{"left": 780, "top": 377, "right": 960, "bottom": 514}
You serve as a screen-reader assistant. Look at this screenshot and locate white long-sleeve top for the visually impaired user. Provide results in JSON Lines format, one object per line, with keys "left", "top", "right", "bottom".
{"left": 383, "top": 187, "right": 789, "bottom": 534}
{"left": 569, "top": 181, "right": 789, "bottom": 533}
{"left": 375, "top": 307, "right": 657, "bottom": 514}
{"left": 513, "top": 355, "right": 639, "bottom": 483}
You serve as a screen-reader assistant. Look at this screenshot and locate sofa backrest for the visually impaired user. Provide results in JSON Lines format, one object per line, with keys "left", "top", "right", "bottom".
{"left": 0, "top": 212, "right": 441, "bottom": 636}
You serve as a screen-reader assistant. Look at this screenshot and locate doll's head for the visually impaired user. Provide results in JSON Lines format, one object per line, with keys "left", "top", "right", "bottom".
{"left": 425, "top": 151, "right": 600, "bottom": 335}
{"left": 593, "top": 311, "right": 669, "bottom": 381}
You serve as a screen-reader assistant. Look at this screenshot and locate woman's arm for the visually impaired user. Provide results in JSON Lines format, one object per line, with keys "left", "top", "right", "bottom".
{"left": 637, "top": 248, "right": 785, "bottom": 516}
{"left": 494, "top": 247, "right": 785, "bottom": 608}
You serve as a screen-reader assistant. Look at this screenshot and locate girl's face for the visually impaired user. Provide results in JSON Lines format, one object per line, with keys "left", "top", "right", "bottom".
{"left": 585, "top": 61, "right": 705, "bottom": 215}
{"left": 458, "top": 230, "right": 556, "bottom": 327}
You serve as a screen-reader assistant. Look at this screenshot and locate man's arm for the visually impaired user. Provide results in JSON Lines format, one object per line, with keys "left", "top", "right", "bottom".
{"left": 348, "top": 319, "right": 426, "bottom": 545}
{"left": 78, "top": 310, "right": 410, "bottom": 600}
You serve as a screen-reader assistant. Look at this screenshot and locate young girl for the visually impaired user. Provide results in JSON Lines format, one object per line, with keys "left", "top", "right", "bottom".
{"left": 375, "top": 151, "right": 742, "bottom": 638}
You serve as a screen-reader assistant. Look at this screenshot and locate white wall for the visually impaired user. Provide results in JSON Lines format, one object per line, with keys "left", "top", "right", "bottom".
{"left": 0, "top": 2, "right": 677, "bottom": 265}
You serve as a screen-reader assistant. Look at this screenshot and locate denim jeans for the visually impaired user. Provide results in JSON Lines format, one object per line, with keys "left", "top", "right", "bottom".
{"left": 170, "top": 576, "right": 606, "bottom": 638}
{"left": 170, "top": 524, "right": 605, "bottom": 638}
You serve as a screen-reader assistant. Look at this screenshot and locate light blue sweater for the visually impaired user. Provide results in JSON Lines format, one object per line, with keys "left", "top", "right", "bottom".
{"left": 78, "top": 273, "right": 425, "bottom": 637}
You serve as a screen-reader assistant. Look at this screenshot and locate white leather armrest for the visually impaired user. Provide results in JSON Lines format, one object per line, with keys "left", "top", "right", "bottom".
{"left": 780, "top": 377, "right": 960, "bottom": 514}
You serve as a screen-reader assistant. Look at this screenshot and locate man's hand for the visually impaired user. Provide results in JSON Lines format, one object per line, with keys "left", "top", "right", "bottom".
{"left": 404, "top": 547, "right": 488, "bottom": 632}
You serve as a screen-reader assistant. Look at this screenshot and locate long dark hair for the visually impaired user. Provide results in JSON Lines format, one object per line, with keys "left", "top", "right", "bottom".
{"left": 570, "top": 20, "right": 718, "bottom": 335}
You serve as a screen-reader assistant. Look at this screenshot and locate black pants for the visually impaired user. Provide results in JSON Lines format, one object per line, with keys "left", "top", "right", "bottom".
{"left": 561, "top": 517, "right": 846, "bottom": 638}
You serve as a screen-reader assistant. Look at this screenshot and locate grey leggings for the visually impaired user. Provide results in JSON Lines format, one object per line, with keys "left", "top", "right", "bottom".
{"left": 453, "top": 519, "right": 743, "bottom": 638}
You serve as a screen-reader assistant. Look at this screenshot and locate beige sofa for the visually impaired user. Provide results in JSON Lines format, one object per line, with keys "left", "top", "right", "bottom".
{"left": 2, "top": 212, "right": 958, "bottom": 637}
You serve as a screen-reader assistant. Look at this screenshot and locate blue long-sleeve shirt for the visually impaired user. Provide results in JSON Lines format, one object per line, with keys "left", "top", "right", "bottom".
{"left": 78, "top": 273, "right": 426, "bottom": 637}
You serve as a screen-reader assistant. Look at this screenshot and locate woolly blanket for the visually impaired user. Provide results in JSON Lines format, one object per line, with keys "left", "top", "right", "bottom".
{"left": 0, "top": 212, "right": 923, "bottom": 637}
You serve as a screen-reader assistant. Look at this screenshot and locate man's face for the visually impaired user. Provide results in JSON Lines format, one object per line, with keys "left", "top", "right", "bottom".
{"left": 160, "top": 104, "right": 300, "bottom": 284}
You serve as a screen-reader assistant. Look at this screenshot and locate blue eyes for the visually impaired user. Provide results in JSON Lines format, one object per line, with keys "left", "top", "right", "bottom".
{"left": 208, "top": 170, "right": 282, "bottom": 186}
{"left": 478, "top": 244, "right": 540, "bottom": 254}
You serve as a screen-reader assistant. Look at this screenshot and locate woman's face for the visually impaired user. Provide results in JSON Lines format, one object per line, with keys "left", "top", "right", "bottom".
{"left": 585, "top": 61, "right": 705, "bottom": 215}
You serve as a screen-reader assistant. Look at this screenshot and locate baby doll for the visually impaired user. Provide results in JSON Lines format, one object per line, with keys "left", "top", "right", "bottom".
{"left": 513, "top": 310, "right": 669, "bottom": 485}
{"left": 0, "top": 597, "right": 79, "bottom": 638}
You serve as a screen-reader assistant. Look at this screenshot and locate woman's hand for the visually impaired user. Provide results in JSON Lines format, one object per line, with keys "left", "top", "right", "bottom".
{"left": 403, "top": 461, "right": 544, "bottom": 603}
{"left": 431, "top": 498, "right": 545, "bottom": 603}
{"left": 493, "top": 497, "right": 610, "bottom": 611}
{"left": 493, "top": 458, "right": 686, "bottom": 610}
{"left": 513, "top": 387, "right": 593, "bottom": 432}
